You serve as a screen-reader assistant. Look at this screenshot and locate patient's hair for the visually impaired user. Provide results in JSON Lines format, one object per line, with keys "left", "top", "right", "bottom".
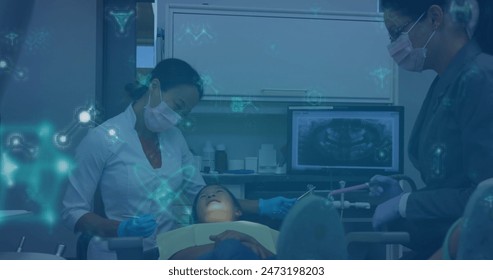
{"left": 191, "top": 185, "right": 242, "bottom": 224}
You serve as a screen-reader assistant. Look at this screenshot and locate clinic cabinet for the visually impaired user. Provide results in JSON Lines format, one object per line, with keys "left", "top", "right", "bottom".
{"left": 160, "top": 4, "right": 397, "bottom": 103}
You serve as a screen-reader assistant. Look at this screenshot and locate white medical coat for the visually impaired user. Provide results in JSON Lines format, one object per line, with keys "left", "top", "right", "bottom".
{"left": 61, "top": 105, "right": 205, "bottom": 259}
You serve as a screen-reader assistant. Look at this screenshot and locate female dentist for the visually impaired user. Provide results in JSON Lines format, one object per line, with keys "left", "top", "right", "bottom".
{"left": 370, "top": 0, "right": 493, "bottom": 259}
{"left": 61, "top": 58, "right": 295, "bottom": 259}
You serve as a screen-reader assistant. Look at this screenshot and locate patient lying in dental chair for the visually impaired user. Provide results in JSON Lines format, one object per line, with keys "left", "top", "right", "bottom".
{"left": 157, "top": 185, "right": 278, "bottom": 260}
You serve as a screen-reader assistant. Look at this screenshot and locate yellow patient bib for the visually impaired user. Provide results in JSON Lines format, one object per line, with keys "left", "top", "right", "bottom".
{"left": 157, "top": 221, "right": 279, "bottom": 259}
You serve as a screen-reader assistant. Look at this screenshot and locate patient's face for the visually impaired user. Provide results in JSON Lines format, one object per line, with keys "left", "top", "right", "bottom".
{"left": 196, "top": 185, "right": 241, "bottom": 223}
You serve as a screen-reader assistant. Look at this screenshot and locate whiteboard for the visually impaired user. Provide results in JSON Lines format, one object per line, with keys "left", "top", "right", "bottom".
{"left": 165, "top": 6, "right": 396, "bottom": 103}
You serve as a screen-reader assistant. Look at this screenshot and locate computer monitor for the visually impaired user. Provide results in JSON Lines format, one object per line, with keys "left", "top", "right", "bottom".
{"left": 287, "top": 105, "right": 404, "bottom": 175}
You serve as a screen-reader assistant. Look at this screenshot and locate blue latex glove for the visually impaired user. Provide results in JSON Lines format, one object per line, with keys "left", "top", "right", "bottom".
{"left": 259, "top": 197, "right": 296, "bottom": 219}
{"left": 117, "top": 214, "right": 157, "bottom": 238}
{"left": 372, "top": 194, "right": 403, "bottom": 231}
{"left": 369, "top": 175, "right": 403, "bottom": 200}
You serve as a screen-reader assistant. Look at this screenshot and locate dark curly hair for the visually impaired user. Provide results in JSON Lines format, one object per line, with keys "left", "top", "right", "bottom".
{"left": 125, "top": 58, "right": 204, "bottom": 101}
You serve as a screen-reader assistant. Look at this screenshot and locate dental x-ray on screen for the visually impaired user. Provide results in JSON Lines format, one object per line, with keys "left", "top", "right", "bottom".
{"left": 288, "top": 106, "right": 403, "bottom": 175}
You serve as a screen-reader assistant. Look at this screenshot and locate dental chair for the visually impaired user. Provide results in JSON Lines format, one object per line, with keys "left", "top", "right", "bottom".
{"left": 0, "top": 252, "right": 66, "bottom": 260}
{"left": 78, "top": 176, "right": 415, "bottom": 260}
{"left": 343, "top": 175, "right": 416, "bottom": 259}
{"left": 308, "top": 175, "right": 415, "bottom": 259}
{"left": 76, "top": 187, "right": 149, "bottom": 260}
{"left": 0, "top": 238, "right": 66, "bottom": 260}
{"left": 77, "top": 184, "right": 164, "bottom": 260}
{"left": 345, "top": 231, "right": 410, "bottom": 260}
{"left": 77, "top": 234, "right": 146, "bottom": 260}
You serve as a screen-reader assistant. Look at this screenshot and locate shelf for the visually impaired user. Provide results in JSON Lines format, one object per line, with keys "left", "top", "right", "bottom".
{"left": 202, "top": 173, "right": 371, "bottom": 185}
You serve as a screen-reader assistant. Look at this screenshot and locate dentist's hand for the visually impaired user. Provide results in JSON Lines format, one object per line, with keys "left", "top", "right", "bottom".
{"left": 372, "top": 194, "right": 403, "bottom": 231}
{"left": 369, "top": 175, "right": 403, "bottom": 200}
{"left": 117, "top": 214, "right": 157, "bottom": 238}
{"left": 259, "top": 197, "right": 296, "bottom": 219}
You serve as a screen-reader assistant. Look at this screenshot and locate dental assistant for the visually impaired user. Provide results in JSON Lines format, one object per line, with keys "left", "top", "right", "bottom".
{"left": 61, "top": 58, "right": 295, "bottom": 259}
{"left": 370, "top": 0, "right": 493, "bottom": 259}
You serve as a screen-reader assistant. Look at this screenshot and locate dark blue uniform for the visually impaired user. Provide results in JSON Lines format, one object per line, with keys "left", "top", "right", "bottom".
{"left": 399, "top": 40, "right": 493, "bottom": 257}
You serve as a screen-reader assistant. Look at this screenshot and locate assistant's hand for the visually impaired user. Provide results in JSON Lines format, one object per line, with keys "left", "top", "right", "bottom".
{"left": 210, "top": 230, "right": 273, "bottom": 259}
{"left": 259, "top": 196, "right": 296, "bottom": 219}
{"left": 372, "top": 194, "right": 403, "bottom": 231}
{"left": 369, "top": 175, "right": 403, "bottom": 199}
{"left": 117, "top": 214, "right": 157, "bottom": 238}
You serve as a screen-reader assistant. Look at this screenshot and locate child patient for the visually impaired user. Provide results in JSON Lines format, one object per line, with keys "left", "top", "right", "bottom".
{"left": 158, "top": 185, "right": 277, "bottom": 260}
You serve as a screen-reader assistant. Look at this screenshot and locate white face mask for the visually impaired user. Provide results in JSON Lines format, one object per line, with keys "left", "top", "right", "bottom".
{"left": 387, "top": 13, "right": 436, "bottom": 72}
{"left": 143, "top": 92, "right": 182, "bottom": 132}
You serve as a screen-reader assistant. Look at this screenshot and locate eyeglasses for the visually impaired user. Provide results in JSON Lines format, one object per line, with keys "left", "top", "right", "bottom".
{"left": 388, "top": 12, "right": 426, "bottom": 43}
{"left": 388, "top": 20, "right": 414, "bottom": 42}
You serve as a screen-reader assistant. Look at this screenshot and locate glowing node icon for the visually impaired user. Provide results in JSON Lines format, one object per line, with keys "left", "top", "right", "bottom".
{"left": 11, "top": 137, "right": 20, "bottom": 146}
{"left": 177, "top": 24, "right": 214, "bottom": 45}
{"left": 449, "top": 0, "right": 473, "bottom": 23}
{"left": 200, "top": 74, "right": 220, "bottom": 95}
{"left": 136, "top": 72, "right": 151, "bottom": 87}
{"left": 0, "top": 57, "right": 12, "bottom": 74}
{"left": 0, "top": 60, "right": 7, "bottom": 69}
{"left": 106, "top": 127, "right": 120, "bottom": 142}
{"left": 178, "top": 116, "right": 197, "bottom": 132}
{"left": 13, "top": 68, "right": 28, "bottom": 81}
{"left": 55, "top": 105, "right": 100, "bottom": 149}
{"left": 183, "top": 26, "right": 212, "bottom": 41}
{"left": 1, "top": 153, "right": 18, "bottom": 187}
{"left": 78, "top": 111, "right": 92, "bottom": 124}
{"left": 434, "top": 147, "right": 443, "bottom": 156}
{"left": 6, "top": 134, "right": 39, "bottom": 160}
{"left": 375, "top": 149, "right": 390, "bottom": 162}
{"left": 230, "top": 97, "right": 258, "bottom": 113}
{"left": 41, "top": 211, "right": 57, "bottom": 225}
{"left": 109, "top": 10, "right": 135, "bottom": 35}
{"left": 305, "top": 90, "right": 323, "bottom": 106}
{"left": 77, "top": 106, "right": 98, "bottom": 127}
{"left": 59, "top": 135, "right": 67, "bottom": 143}
{"left": 310, "top": 7, "right": 322, "bottom": 15}
{"left": 201, "top": 74, "right": 212, "bottom": 85}
{"left": 56, "top": 159, "right": 70, "bottom": 174}
{"left": 103, "top": 126, "right": 123, "bottom": 145}
{"left": 54, "top": 133, "right": 69, "bottom": 148}
{"left": 182, "top": 120, "right": 193, "bottom": 129}
{"left": 1, "top": 123, "right": 74, "bottom": 226}
{"left": 38, "top": 124, "right": 51, "bottom": 138}
{"left": 370, "top": 67, "right": 391, "bottom": 89}
{"left": 4, "top": 32, "right": 19, "bottom": 46}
